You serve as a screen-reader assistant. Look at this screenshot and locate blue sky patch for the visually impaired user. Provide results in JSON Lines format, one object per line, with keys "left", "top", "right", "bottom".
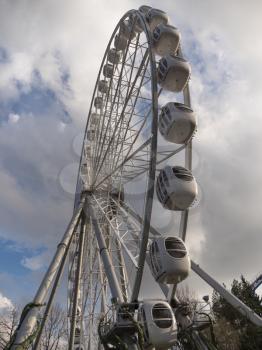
{"left": 0, "top": 238, "right": 46, "bottom": 276}
{"left": 11, "top": 81, "right": 71, "bottom": 123}
{"left": 0, "top": 66, "right": 72, "bottom": 125}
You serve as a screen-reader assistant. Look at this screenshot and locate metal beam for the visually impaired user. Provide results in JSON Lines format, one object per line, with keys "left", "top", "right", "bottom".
{"left": 191, "top": 260, "right": 262, "bottom": 327}
{"left": 178, "top": 45, "right": 192, "bottom": 243}
{"left": 10, "top": 201, "right": 84, "bottom": 349}
{"left": 69, "top": 216, "right": 87, "bottom": 350}
{"left": 88, "top": 198, "right": 124, "bottom": 304}
{"left": 93, "top": 49, "right": 149, "bottom": 187}
{"left": 32, "top": 218, "right": 76, "bottom": 350}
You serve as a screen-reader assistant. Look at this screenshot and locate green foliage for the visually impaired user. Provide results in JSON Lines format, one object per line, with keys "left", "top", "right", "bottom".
{"left": 212, "top": 275, "right": 262, "bottom": 350}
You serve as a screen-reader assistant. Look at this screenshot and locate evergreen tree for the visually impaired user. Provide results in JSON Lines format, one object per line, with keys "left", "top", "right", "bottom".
{"left": 212, "top": 275, "right": 262, "bottom": 350}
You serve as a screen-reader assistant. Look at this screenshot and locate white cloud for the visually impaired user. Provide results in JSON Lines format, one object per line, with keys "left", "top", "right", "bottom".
{"left": 8, "top": 113, "right": 20, "bottom": 124}
{"left": 0, "top": 0, "right": 138, "bottom": 125}
{"left": 21, "top": 252, "right": 47, "bottom": 271}
{"left": 0, "top": 0, "right": 261, "bottom": 300}
{"left": 0, "top": 292, "right": 13, "bottom": 309}
{"left": 58, "top": 121, "right": 67, "bottom": 132}
{"left": 0, "top": 108, "right": 80, "bottom": 251}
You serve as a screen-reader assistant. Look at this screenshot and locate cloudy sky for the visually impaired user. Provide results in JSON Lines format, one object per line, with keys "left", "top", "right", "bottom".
{"left": 0, "top": 0, "right": 262, "bottom": 309}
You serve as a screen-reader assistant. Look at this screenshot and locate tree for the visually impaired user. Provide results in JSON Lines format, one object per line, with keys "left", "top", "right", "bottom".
{"left": 211, "top": 316, "right": 241, "bottom": 350}
{"left": 0, "top": 303, "right": 67, "bottom": 350}
{"left": 176, "top": 286, "right": 218, "bottom": 350}
{"left": 39, "top": 303, "right": 67, "bottom": 350}
{"left": 212, "top": 275, "right": 262, "bottom": 350}
{"left": 0, "top": 306, "right": 19, "bottom": 349}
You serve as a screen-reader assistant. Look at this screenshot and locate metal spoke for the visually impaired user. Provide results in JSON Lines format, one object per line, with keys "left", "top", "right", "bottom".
{"left": 93, "top": 50, "right": 149, "bottom": 184}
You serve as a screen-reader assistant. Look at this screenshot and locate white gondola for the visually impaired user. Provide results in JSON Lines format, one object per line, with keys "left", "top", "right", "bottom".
{"left": 146, "top": 8, "right": 169, "bottom": 31}
{"left": 129, "top": 13, "right": 144, "bottom": 33}
{"left": 149, "top": 237, "right": 190, "bottom": 284}
{"left": 156, "top": 165, "right": 197, "bottom": 210}
{"left": 139, "top": 5, "right": 152, "bottom": 15}
{"left": 98, "top": 80, "right": 109, "bottom": 94}
{"left": 86, "top": 128, "right": 96, "bottom": 141}
{"left": 94, "top": 96, "right": 103, "bottom": 109}
{"left": 90, "top": 112, "right": 99, "bottom": 126}
{"left": 103, "top": 63, "right": 114, "bottom": 79}
{"left": 158, "top": 54, "right": 191, "bottom": 92}
{"left": 107, "top": 48, "right": 121, "bottom": 64}
{"left": 159, "top": 102, "right": 197, "bottom": 144}
{"left": 138, "top": 300, "right": 177, "bottom": 349}
{"left": 119, "top": 20, "right": 136, "bottom": 40}
{"left": 153, "top": 23, "right": 181, "bottom": 56}
{"left": 80, "top": 162, "right": 88, "bottom": 177}
{"left": 114, "top": 33, "right": 128, "bottom": 51}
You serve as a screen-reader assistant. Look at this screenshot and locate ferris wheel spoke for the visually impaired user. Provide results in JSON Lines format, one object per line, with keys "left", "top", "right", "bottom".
{"left": 93, "top": 46, "right": 150, "bottom": 177}
{"left": 91, "top": 44, "right": 153, "bottom": 188}
{"left": 91, "top": 35, "right": 136, "bottom": 178}
{"left": 96, "top": 80, "right": 155, "bottom": 187}
{"left": 124, "top": 38, "right": 141, "bottom": 99}
{"left": 95, "top": 137, "right": 151, "bottom": 189}
{"left": 93, "top": 51, "right": 150, "bottom": 184}
{"left": 92, "top": 40, "right": 141, "bottom": 171}
{"left": 111, "top": 142, "right": 188, "bottom": 186}
{"left": 118, "top": 40, "right": 139, "bottom": 96}
{"left": 106, "top": 89, "right": 165, "bottom": 184}
{"left": 108, "top": 95, "right": 151, "bottom": 177}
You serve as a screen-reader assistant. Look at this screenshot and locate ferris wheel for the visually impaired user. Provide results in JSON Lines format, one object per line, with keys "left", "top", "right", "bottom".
{"left": 10, "top": 6, "right": 262, "bottom": 350}
{"left": 68, "top": 5, "right": 197, "bottom": 349}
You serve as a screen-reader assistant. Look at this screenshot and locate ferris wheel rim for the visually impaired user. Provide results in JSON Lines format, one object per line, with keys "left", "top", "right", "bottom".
{"left": 69, "top": 8, "right": 159, "bottom": 342}
{"left": 69, "top": 7, "right": 195, "bottom": 347}
{"left": 73, "top": 9, "right": 142, "bottom": 208}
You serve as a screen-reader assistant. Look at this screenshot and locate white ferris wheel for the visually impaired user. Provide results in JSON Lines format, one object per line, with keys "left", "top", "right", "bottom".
{"left": 10, "top": 5, "right": 262, "bottom": 350}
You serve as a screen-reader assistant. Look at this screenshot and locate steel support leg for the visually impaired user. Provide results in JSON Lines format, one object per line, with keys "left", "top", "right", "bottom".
{"left": 32, "top": 218, "right": 76, "bottom": 350}
{"left": 69, "top": 215, "right": 87, "bottom": 350}
{"left": 10, "top": 201, "right": 84, "bottom": 349}
{"left": 87, "top": 198, "right": 124, "bottom": 304}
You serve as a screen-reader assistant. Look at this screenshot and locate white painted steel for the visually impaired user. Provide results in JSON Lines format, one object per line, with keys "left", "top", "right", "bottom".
{"left": 11, "top": 202, "right": 84, "bottom": 349}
